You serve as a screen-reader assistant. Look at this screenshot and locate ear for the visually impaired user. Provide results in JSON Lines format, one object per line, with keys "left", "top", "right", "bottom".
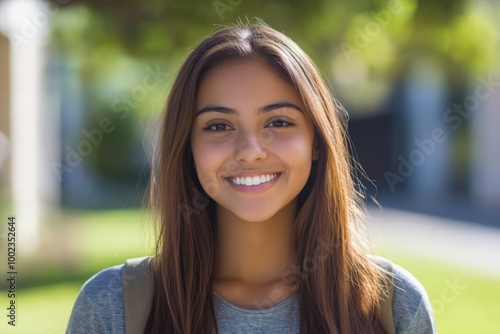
{"left": 312, "top": 140, "right": 319, "bottom": 161}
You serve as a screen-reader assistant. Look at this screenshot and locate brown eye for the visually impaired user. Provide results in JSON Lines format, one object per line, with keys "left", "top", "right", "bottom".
{"left": 204, "top": 122, "right": 233, "bottom": 132}
{"left": 267, "top": 117, "right": 296, "bottom": 128}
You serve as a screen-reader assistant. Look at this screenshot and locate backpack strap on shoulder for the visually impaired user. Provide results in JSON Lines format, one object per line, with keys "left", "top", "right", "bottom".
{"left": 122, "top": 256, "right": 153, "bottom": 334}
{"left": 372, "top": 255, "right": 396, "bottom": 334}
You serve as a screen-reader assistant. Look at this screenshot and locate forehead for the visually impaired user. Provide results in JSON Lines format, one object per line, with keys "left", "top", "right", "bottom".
{"left": 196, "top": 60, "right": 303, "bottom": 109}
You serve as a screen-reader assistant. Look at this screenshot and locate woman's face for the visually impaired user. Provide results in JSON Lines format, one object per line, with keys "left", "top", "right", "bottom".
{"left": 191, "top": 60, "right": 317, "bottom": 223}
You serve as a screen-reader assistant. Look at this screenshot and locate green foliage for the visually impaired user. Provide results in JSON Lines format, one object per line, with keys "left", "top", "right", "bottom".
{"left": 51, "top": 0, "right": 498, "bottom": 74}
{"left": 48, "top": 0, "right": 500, "bottom": 184}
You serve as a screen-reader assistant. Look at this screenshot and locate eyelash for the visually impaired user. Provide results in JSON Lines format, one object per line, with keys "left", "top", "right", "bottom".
{"left": 203, "top": 121, "right": 233, "bottom": 132}
{"left": 267, "top": 117, "right": 296, "bottom": 128}
{"left": 203, "top": 117, "right": 296, "bottom": 132}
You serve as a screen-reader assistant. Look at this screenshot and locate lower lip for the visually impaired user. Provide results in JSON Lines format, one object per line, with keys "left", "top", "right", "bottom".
{"left": 226, "top": 174, "right": 281, "bottom": 193}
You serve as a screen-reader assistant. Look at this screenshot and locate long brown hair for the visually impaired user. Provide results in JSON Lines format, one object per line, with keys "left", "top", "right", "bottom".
{"left": 146, "top": 21, "right": 388, "bottom": 333}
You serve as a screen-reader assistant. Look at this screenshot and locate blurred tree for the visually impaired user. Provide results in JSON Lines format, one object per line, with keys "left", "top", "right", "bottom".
{"left": 50, "top": 0, "right": 498, "bottom": 105}
{"left": 48, "top": 0, "right": 499, "bottom": 201}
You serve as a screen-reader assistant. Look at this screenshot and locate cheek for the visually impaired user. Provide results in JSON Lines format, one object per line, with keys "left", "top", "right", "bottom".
{"left": 271, "top": 134, "right": 314, "bottom": 164}
{"left": 193, "top": 132, "right": 237, "bottom": 160}
{"left": 193, "top": 145, "right": 218, "bottom": 175}
{"left": 191, "top": 141, "right": 230, "bottom": 193}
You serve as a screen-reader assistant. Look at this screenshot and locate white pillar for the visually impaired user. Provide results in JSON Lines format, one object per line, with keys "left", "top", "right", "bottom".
{"left": 470, "top": 73, "right": 500, "bottom": 206}
{"left": 0, "top": 0, "right": 60, "bottom": 254}
{"left": 403, "top": 57, "right": 451, "bottom": 197}
{"left": 0, "top": 34, "right": 11, "bottom": 212}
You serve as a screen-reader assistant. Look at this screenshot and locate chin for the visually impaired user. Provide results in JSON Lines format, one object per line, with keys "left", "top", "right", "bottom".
{"left": 221, "top": 205, "right": 278, "bottom": 223}
{"left": 233, "top": 211, "right": 277, "bottom": 223}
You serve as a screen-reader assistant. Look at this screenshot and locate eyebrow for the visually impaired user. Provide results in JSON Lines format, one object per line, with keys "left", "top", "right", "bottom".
{"left": 195, "top": 101, "right": 303, "bottom": 116}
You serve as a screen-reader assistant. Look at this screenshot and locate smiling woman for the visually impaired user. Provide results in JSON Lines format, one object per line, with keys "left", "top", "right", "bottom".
{"left": 192, "top": 60, "right": 317, "bottom": 224}
{"left": 66, "top": 22, "right": 436, "bottom": 334}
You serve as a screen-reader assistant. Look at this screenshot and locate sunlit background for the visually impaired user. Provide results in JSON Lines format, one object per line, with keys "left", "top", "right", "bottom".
{"left": 0, "top": 0, "right": 499, "bottom": 333}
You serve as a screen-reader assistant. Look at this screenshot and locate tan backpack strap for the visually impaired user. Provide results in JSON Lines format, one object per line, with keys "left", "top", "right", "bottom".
{"left": 122, "top": 256, "right": 152, "bottom": 334}
{"left": 372, "top": 256, "right": 396, "bottom": 334}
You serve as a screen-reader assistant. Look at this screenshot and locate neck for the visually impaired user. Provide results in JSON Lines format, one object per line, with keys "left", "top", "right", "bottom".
{"left": 214, "top": 200, "right": 298, "bottom": 287}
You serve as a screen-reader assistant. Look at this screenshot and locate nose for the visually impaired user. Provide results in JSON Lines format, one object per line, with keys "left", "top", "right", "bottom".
{"left": 234, "top": 132, "right": 268, "bottom": 163}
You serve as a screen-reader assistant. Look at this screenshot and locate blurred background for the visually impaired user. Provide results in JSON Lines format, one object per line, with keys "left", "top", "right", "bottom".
{"left": 0, "top": 0, "right": 499, "bottom": 333}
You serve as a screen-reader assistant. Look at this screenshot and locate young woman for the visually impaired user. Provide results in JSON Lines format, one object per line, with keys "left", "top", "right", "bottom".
{"left": 67, "top": 22, "right": 436, "bottom": 334}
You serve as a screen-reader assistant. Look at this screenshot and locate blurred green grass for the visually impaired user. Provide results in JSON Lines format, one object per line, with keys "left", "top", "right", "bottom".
{"left": 376, "top": 248, "right": 500, "bottom": 333}
{"left": 2, "top": 209, "right": 499, "bottom": 334}
{"left": 1, "top": 209, "right": 155, "bottom": 334}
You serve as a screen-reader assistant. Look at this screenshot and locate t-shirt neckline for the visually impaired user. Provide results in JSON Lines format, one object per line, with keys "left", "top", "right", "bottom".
{"left": 212, "top": 290, "right": 299, "bottom": 314}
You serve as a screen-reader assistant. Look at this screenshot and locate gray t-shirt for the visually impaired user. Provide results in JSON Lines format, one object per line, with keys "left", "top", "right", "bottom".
{"left": 66, "top": 260, "right": 436, "bottom": 333}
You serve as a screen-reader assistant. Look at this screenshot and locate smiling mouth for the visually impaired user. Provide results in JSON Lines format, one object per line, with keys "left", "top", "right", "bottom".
{"left": 227, "top": 173, "right": 279, "bottom": 186}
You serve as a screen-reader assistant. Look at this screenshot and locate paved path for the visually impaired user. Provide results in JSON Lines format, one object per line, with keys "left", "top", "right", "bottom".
{"left": 367, "top": 207, "right": 500, "bottom": 278}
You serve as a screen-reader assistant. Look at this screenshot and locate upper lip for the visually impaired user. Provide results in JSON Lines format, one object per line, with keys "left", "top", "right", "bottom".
{"left": 224, "top": 171, "right": 281, "bottom": 178}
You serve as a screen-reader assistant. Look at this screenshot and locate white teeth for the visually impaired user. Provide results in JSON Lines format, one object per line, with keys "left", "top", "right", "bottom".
{"left": 229, "top": 173, "right": 278, "bottom": 186}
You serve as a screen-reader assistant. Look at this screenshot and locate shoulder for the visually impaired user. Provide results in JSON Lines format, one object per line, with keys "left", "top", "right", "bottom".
{"left": 390, "top": 261, "right": 437, "bottom": 334}
{"left": 79, "top": 264, "right": 124, "bottom": 306}
{"left": 66, "top": 264, "right": 125, "bottom": 334}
